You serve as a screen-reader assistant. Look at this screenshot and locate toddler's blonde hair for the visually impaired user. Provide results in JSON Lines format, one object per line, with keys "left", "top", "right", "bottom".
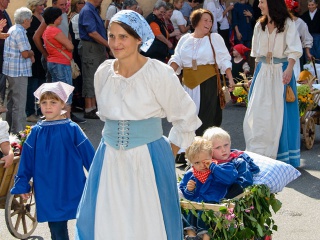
{"left": 185, "top": 137, "right": 212, "bottom": 162}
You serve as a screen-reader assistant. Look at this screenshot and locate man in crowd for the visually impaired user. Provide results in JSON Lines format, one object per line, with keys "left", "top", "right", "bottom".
{"left": 79, "top": 0, "right": 108, "bottom": 119}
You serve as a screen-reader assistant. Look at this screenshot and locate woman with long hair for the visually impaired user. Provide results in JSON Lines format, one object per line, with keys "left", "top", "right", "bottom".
{"left": 243, "top": 0, "right": 302, "bottom": 167}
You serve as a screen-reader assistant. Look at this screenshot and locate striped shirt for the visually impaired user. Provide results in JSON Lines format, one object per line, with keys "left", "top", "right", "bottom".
{"left": 3, "top": 24, "right": 32, "bottom": 77}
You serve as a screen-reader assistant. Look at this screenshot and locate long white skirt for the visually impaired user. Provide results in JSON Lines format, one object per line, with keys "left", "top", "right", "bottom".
{"left": 94, "top": 144, "right": 167, "bottom": 239}
{"left": 243, "top": 63, "right": 284, "bottom": 159}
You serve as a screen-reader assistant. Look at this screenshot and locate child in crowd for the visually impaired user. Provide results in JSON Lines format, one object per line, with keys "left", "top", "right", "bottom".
{"left": 231, "top": 43, "right": 251, "bottom": 103}
{"left": 232, "top": 43, "right": 251, "bottom": 81}
{"left": 11, "top": 81, "right": 95, "bottom": 240}
{"left": 203, "top": 127, "right": 260, "bottom": 189}
{"left": 179, "top": 137, "right": 240, "bottom": 240}
{"left": 0, "top": 119, "right": 14, "bottom": 168}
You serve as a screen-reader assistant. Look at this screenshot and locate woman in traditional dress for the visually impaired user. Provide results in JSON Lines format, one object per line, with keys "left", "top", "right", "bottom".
{"left": 243, "top": 0, "right": 302, "bottom": 167}
{"left": 169, "top": 8, "right": 234, "bottom": 136}
{"left": 75, "top": 10, "right": 201, "bottom": 240}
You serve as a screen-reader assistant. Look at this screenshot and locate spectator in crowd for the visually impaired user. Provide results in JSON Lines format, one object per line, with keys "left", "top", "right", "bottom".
{"left": 79, "top": 0, "right": 108, "bottom": 119}
{"left": 285, "top": 0, "right": 313, "bottom": 79}
{"left": 0, "top": 0, "right": 12, "bottom": 114}
{"left": 3, "top": 7, "right": 34, "bottom": 134}
{"left": 122, "top": 0, "right": 138, "bottom": 11}
{"left": 42, "top": 7, "right": 74, "bottom": 119}
{"left": 203, "top": 0, "right": 223, "bottom": 33}
{"left": 232, "top": 0, "right": 254, "bottom": 48}
{"left": 301, "top": 0, "right": 320, "bottom": 63}
{"left": 171, "top": 0, "right": 190, "bottom": 35}
{"left": 243, "top": 0, "right": 302, "bottom": 167}
{"left": 164, "top": 2, "right": 180, "bottom": 55}
{"left": 218, "top": 0, "right": 234, "bottom": 51}
{"left": 76, "top": 9, "right": 201, "bottom": 240}
{"left": 180, "top": 0, "right": 200, "bottom": 27}
{"left": 169, "top": 8, "right": 234, "bottom": 136}
{"left": 25, "top": 0, "right": 47, "bottom": 123}
{"left": 143, "top": 0, "right": 172, "bottom": 62}
{"left": 105, "top": 0, "right": 123, "bottom": 30}
{"left": 68, "top": 0, "right": 86, "bottom": 113}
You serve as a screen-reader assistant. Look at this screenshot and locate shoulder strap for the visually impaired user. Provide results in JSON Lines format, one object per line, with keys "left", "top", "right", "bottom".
{"left": 208, "top": 34, "right": 223, "bottom": 92}
{"left": 44, "top": 37, "right": 71, "bottom": 61}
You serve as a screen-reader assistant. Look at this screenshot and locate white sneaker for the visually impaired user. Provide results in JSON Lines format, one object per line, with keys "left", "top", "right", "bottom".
{"left": 26, "top": 114, "right": 39, "bottom": 123}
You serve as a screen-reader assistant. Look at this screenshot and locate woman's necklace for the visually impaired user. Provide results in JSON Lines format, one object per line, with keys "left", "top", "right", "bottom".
{"left": 192, "top": 37, "right": 203, "bottom": 70}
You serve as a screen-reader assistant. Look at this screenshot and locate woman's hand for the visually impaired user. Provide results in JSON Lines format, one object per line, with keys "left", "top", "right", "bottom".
{"left": 243, "top": 10, "right": 252, "bottom": 18}
{"left": 228, "top": 77, "right": 235, "bottom": 91}
{"left": 283, "top": 67, "right": 293, "bottom": 84}
{"left": 187, "top": 180, "right": 196, "bottom": 191}
{"left": 236, "top": 31, "right": 242, "bottom": 41}
{"left": 1, "top": 152, "right": 14, "bottom": 168}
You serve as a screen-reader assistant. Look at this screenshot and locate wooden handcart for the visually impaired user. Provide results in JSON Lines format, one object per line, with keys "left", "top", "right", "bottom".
{"left": 0, "top": 156, "right": 37, "bottom": 239}
{"left": 300, "top": 88, "right": 320, "bottom": 149}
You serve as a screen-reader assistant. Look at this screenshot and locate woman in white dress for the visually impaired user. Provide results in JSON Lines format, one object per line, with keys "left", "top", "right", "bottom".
{"left": 169, "top": 8, "right": 234, "bottom": 136}
{"left": 243, "top": 0, "right": 302, "bottom": 167}
{"left": 75, "top": 10, "right": 201, "bottom": 240}
{"left": 285, "top": 0, "right": 313, "bottom": 79}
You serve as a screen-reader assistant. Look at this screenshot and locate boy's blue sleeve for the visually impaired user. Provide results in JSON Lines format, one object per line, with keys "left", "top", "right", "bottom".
{"left": 75, "top": 125, "right": 95, "bottom": 171}
{"left": 233, "top": 159, "right": 254, "bottom": 188}
{"left": 179, "top": 171, "right": 197, "bottom": 201}
{"left": 209, "top": 162, "right": 238, "bottom": 185}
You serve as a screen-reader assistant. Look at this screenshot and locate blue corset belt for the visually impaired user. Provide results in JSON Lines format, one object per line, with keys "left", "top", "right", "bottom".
{"left": 102, "top": 118, "right": 163, "bottom": 150}
{"left": 258, "top": 56, "right": 287, "bottom": 64}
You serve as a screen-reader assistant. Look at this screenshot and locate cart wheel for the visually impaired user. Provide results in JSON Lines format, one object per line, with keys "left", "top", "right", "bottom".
{"left": 5, "top": 187, "right": 37, "bottom": 239}
{"left": 303, "top": 117, "right": 316, "bottom": 150}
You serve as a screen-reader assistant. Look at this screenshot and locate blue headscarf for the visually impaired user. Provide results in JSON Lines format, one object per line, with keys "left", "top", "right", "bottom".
{"left": 109, "top": 10, "right": 154, "bottom": 52}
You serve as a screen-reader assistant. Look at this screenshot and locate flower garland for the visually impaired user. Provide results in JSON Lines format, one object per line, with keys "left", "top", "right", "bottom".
{"left": 181, "top": 184, "right": 282, "bottom": 239}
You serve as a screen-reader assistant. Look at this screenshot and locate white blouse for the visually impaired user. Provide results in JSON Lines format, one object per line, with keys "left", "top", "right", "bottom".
{"left": 251, "top": 19, "right": 302, "bottom": 61}
{"left": 295, "top": 17, "right": 313, "bottom": 49}
{"left": 94, "top": 58, "right": 202, "bottom": 149}
{"left": 171, "top": 10, "right": 187, "bottom": 31}
{"left": 168, "top": 32, "right": 232, "bottom": 75}
{"left": 0, "top": 121, "right": 9, "bottom": 144}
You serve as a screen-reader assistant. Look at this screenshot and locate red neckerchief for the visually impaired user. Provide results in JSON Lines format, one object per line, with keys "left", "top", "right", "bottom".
{"left": 192, "top": 167, "right": 211, "bottom": 183}
{"left": 214, "top": 150, "right": 244, "bottom": 164}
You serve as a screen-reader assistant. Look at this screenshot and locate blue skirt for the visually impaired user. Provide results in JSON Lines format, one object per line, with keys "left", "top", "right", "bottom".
{"left": 75, "top": 137, "right": 183, "bottom": 239}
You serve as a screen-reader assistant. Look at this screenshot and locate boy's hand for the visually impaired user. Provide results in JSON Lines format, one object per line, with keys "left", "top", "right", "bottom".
{"left": 187, "top": 180, "right": 196, "bottom": 191}
{"left": 20, "top": 193, "right": 32, "bottom": 200}
{"left": 203, "top": 159, "right": 213, "bottom": 169}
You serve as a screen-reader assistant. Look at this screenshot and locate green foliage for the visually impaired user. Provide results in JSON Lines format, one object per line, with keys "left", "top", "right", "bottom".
{"left": 181, "top": 185, "right": 282, "bottom": 239}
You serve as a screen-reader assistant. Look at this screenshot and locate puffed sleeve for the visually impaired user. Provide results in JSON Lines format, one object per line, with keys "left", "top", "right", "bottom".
{"left": 251, "top": 21, "right": 261, "bottom": 59}
{"left": 0, "top": 120, "right": 9, "bottom": 144}
{"left": 210, "top": 33, "right": 232, "bottom": 74}
{"left": 151, "top": 61, "right": 202, "bottom": 149}
{"left": 299, "top": 19, "right": 313, "bottom": 49}
{"left": 167, "top": 34, "right": 190, "bottom": 75}
{"left": 284, "top": 19, "right": 302, "bottom": 61}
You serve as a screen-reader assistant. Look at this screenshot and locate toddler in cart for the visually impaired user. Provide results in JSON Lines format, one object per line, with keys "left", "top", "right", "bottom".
{"left": 10, "top": 81, "right": 95, "bottom": 240}
{"left": 179, "top": 137, "right": 242, "bottom": 240}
